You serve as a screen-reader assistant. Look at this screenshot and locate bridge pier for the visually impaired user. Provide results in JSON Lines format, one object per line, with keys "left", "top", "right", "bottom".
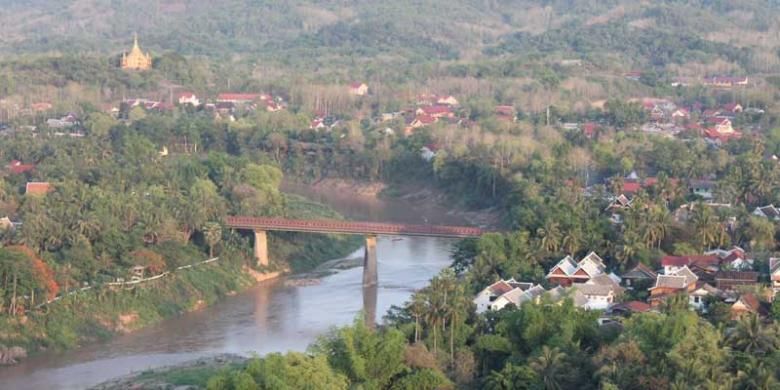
{"left": 254, "top": 230, "right": 269, "bottom": 267}
{"left": 362, "top": 235, "right": 378, "bottom": 287}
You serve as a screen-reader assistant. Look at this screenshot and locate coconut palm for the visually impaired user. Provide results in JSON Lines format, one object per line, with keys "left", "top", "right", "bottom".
{"left": 202, "top": 222, "right": 222, "bottom": 258}
{"left": 727, "top": 314, "right": 780, "bottom": 356}
{"left": 529, "top": 346, "right": 569, "bottom": 390}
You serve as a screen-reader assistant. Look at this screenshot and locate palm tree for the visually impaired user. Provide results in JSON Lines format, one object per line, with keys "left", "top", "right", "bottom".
{"left": 408, "top": 293, "right": 426, "bottom": 343}
{"left": 202, "top": 222, "right": 222, "bottom": 258}
{"left": 536, "top": 220, "right": 562, "bottom": 253}
{"left": 529, "top": 346, "right": 569, "bottom": 390}
{"left": 736, "top": 356, "right": 778, "bottom": 390}
{"left": 727, "top": 314, "right": 780, "bottom": 356}
{"left": 692, "top": 204, "right": 718, "bottom": 250}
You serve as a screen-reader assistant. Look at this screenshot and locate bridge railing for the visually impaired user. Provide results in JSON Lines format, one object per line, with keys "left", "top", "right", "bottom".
{"left": 224, "top": 216, "right": 483, "bottom": 237}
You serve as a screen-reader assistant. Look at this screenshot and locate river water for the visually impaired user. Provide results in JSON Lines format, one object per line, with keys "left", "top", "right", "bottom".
{"left": 0, "top": 183, "right": 463, "bottom": 390}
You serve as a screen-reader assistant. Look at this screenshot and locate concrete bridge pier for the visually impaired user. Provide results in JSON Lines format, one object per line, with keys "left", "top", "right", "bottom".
{"left": 362, "top": 235, "right": 378, "bottom": 287}
{"left": 254, "top": 230, "right": 269, "bottom": 267}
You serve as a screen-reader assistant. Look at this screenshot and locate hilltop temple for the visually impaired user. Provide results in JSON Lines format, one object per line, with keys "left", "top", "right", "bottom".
{"left": 121, "top": 34, "right": 152, "bottom": 71}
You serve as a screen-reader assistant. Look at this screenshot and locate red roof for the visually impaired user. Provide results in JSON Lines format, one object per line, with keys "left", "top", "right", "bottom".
{"left": 582, "top": 122, "right": 598, "bottom": 137}
{"left": 415, "top": 114, "right": 437, "bottom": 125}
{"left": 25, "top": 182, "right": 52, "bottom": 196}
{"left": 618, "top": 301, "right": 651, "bottom": 313}
{"left": 420, "top": 105, "right": 452, "bottom": 116}
{"left": 178, "top": 92, "right": 196, "bottom": 99}
{"left": 7, "top": 160, "right": 35, "bottom": 175}
{"left": 704, "top": 128, "right": 742, "bottom": 142}
{"left": 623, "top": 182, "right": 641, "bottom": 194}
{"left": 661, "top": 255, "right": 720, "bottom": 268}
{"left": 217, "top": 93, "right": 262, "bottom": 102}
{"left": 349, "top": 82, "right": 366, "bottom": 89}
{"left": 495, "top": 105, "right": 515, "bottom": 116}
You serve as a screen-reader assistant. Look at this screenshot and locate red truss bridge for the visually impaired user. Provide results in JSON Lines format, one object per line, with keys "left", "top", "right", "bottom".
{"left": 225, "top": 216, "right": 484, "bottom": 239}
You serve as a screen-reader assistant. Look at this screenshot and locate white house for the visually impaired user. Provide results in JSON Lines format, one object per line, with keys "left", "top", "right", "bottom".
{"left": 349, "top": 82, "right": 369, "bottom": 96}
{"left": 705, "top": 247, "right": 753, "bottom": 270}
{"left": 770, "top": 258, "right": 780, "bottom": 296}
{"left": 436, "top": 95, "right": 459, "bottom": 106}
{"left": 420, "top": 146, "right": 437, "bottom": 162}
{"left": 473, "top": 279, "right": 534, "bottom": 313}
{"left": 754, "top": 205, "right": 780, "bottom": 221}
{"left": 571, "top": 273, "right": 625, "bottom": 310}
{"left": 490, "top": 285, "right": 545, "bottom": 311}
{"left": 177, "top": 92, "right": 200, "bottom": 106}
{"left": 546, "top": 252, "right": 607, "bottom": 286}
{"left": 689, "top": 283, "right": 719, "bottom": 312}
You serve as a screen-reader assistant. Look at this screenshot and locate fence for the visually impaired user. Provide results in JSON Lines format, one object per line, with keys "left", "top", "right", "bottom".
{"left": 29, "top": 257, "right": 221, "bottom": 311}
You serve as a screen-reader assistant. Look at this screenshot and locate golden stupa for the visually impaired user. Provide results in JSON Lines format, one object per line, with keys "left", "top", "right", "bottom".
{"left": 121, "top": 34, "right": 152, "bottom": 71}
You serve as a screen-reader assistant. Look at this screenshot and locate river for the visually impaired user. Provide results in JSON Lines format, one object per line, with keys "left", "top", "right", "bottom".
{"left": 0, "top": 183, "right": 465, "bottom": 390}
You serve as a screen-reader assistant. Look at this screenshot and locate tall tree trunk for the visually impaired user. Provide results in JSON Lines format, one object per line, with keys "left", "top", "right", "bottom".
{"left": 450, "top": 319, "right": 455, "bottom": 366}
{"left": 10, "top": 270, "right": 17, "bottom": 316}
{"left": 433, "top": 324, "right": 438, "bottom": 354}
{"left": 414, "top": 317, "right": 419, "bottom": 343}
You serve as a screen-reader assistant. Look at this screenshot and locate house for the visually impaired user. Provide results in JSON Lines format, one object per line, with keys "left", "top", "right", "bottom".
{"left": 689, "top": 179, "right": 716, "bottom": 200}
{"left": 671, "top": 108, "right": 690, "bottom": 121}
{"left": 621, "top": 263, "right": 658, "bottom": 289}
{"left": 661, "top": 254, "right": 721, "bottom": 275}
{"left": 473, "top": 279, "right": 538, "bottom": 313}
{"left": 7, "top": 160, "right": 35, "bottom": 175}
{"left": 177, "top": 92, "right": 200, "bottom": 106}
{"left": 25, "top": 182, "right": 52, "bottom": 196}
{"left": 416, "top": 105, "right": 454, "bottom": 119}
{"left": 31, "top": 102, "right": 53, "bottom": 112}
{"left": 216, "top": 93, "right": 264, "bottom": 104}
{"left": 648, "top": 266, "right": 698, "bottom": 307}
{"left": 265, "top": 100, "right": 283, "bottom": 112}
{"left": 704, "top": 76, "right": 749, "bottom": 88}
{"left": 714, "top": 271, "right": 759, "bottom": 291}
{"left": 722, "top": 103, "right": 743, "bottom": 114}
{"left": 689, "top": 282, "right": 720, "bottom": 311}
{"left": 753, "top": 205, "right": 780, "bottom": 221}
{"left": 770, "top": 258, "right": 780, "bottom": 295}
{"left": 495, "top": 106, "right": 516, "bottom": 122}
{"left": 731, "top": 294, "right": 766, "bottom": 319}
{"left": 349, "top": 82, "right": 368, "bottom": 96}
{"left": 474, "top": 279, "right": 515, "bottom": 313}
{"left": 624, "top": 71, "right": 642, "bottom": 81}
{"left": 571, "top": 273, "right": 624, "bottom": 310}
{"left": 607, "top": 194, "right": 633, "bottom": 211}
{"left": 436, "top": 95, "right": 459, "bottom": 106}
{"left": 582, "top": 122, "right": 599, "bottom": 138}
{"left": 705, "top": 247, "right": 752, "bottom": 270}
{"left": 491, "top": 285, "right": 546, "bottom": 311}
{"left": 546, "top": 252, "right": 607, "bottom": 286}
{"left": 420, "top": 145, "right": 438, "bottom": 162}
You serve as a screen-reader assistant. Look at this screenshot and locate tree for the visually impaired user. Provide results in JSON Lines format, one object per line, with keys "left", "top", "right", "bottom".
{"left": 529, "top": 346, "right": 572, "bottom": 390}
{"left": 85, "top": 112, "right": 116, "bottom": 138}
{"left": 203, "top": 222, "right": 222, "bottom": 258}
{"left": 741, "top": 216, "right": 776, "bottom": 252}
{"left": 128, "top": 106, "right": 147, "bottom": 122}
{"left": 311, "top": 320, "right": 406, "bottom": 389}
{"left": 726, "top": 314, "right": 780, "bottom": 356}
{"left": 484, "top": 364, "right": 537, "bottom": 390}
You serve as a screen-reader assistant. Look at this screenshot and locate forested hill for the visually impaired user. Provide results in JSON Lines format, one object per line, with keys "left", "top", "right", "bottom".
{"left": 0, "top": 0, "right": 777, "bottom": 65}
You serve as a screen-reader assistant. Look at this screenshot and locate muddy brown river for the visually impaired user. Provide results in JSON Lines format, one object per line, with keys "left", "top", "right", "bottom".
{"left": 0, "top": 183, "right": 466, "bottom": 390}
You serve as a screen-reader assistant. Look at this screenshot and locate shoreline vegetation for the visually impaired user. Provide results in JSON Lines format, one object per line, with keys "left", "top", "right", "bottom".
{"left": 0, "top": 192, "right": 363, "bottom": 367}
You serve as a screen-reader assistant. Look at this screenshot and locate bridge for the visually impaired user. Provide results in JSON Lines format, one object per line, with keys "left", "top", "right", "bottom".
{"left": 225, "top": 216, "right": 484, "bottom": 287}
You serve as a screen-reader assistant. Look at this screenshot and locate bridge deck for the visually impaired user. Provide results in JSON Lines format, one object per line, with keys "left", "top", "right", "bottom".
{"left": 225, "top": 216, "right": 483, "bottom": 238}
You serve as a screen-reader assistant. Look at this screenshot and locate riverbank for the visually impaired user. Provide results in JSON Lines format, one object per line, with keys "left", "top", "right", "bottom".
{"left": 283, "top": 178, "right": 502, "bottom": 228}
{"left": 88, "top": 354, "right": 248, "bottom": 390}
{"left": 0, "top": 194, "right": 363, "bottom": 368}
